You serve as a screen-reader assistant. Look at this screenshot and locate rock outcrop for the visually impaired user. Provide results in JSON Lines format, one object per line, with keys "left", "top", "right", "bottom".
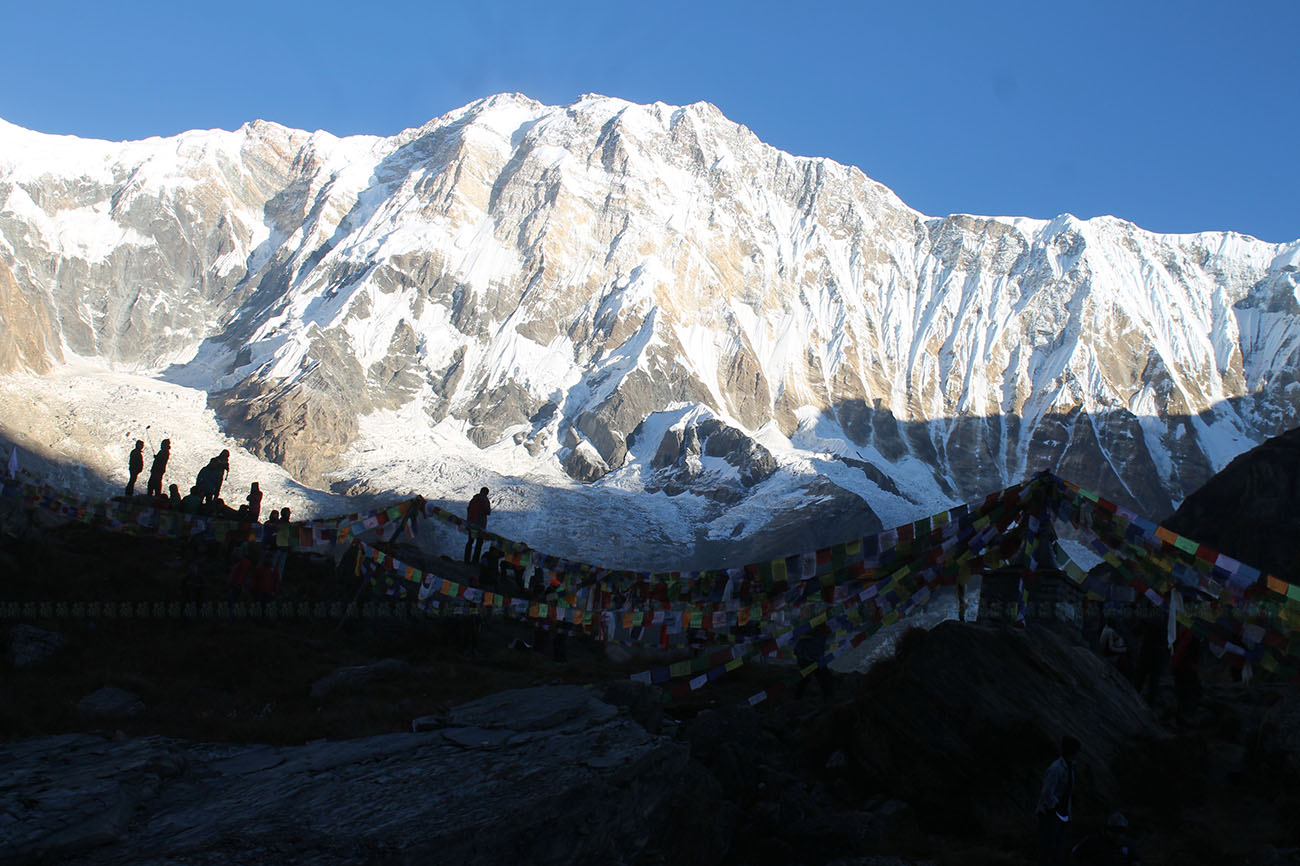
{"left": 0, "top": 685, "right": 727, "bottom": 866}
{"left": 1165, "top": 424, "right": 1300, "bottom": 580}
{"left": 8, "top": 624, "right": 70, "bottom": 669}
{"left": 843, "top": 621, "right": 1176, "bottom": 838}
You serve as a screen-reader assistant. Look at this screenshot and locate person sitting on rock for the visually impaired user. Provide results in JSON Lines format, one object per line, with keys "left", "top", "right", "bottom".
{"left": 479, "top": 545, "right": 505, "bottom": 591}
{"left": 180, "top": 485, "right": 205, "bottom": 515}
{"left": 1071, "top": 811, "right": 1143, "bottom": 865}
{"left": 246, "top": 482, "right": 263, "bottom": 522}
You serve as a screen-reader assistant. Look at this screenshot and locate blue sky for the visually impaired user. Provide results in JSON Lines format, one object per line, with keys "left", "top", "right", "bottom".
{"left": 4, "top": 1, "right": 1297, "bottom": 242}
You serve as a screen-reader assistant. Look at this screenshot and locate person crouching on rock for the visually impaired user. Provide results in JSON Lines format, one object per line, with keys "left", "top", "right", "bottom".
{"left": 1036, "top": 735, "right": 1081, "bottom": 866}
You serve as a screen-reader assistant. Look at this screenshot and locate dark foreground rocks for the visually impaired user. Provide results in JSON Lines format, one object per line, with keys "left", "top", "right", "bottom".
{"left": 1, "top": 684, "right": 724, "bottom": 866}
{"left": 3, "top": 623, "right": 1297, "bottom": 866}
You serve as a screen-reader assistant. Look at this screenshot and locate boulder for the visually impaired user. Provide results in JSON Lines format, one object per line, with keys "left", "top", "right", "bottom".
{"left": 9, "top": 624, "right": 70, "bottom": 668}
{"left": 1166, "top": 425, "right": 1300, "bottom": 580}
{"left": 76, "top": 686, "right": 146, "bottom": 720}
{"left": 845, "top": 621, "right": 1174, "bottom": 837}
{"left": 309, "top": 658, "right": 413, "bottom": 698}
{"left": 1, "top": 685, "right": 730, "bottom": 866}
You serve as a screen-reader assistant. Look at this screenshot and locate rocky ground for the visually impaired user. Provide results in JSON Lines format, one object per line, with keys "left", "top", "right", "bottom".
{"left": 3, "top": 504, "right": 1299, "bottom": 865}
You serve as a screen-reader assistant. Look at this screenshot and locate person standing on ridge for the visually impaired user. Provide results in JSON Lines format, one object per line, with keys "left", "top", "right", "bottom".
{"left": 212, "top": 449, "right": 231, "bottom": 501}
{"left": 125, "top": 440, "right": 145, "bottom": 497}
{"left": 464, "top": 486, "right": 491, "bottom": 563}
{"left": 1036, "top": 735, "right": 1081, "bottom": 866}
{"left": 146, "top": 439, "right": 170, "bottom": 498}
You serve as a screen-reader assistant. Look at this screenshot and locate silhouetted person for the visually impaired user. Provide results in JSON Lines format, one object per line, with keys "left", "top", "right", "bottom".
{"left": 552, "top": 624, "right": 569, "bottom": 663}
{"left": 1071, "top": 811, "right": 1143, "bottom": 865}
{"left": 228, "top": 549, "right": 256, "bottom": 603}
{"left": 1171, "top": 627, "right": 1202, "bottom": 726}
{"left": 464, "top": 486, "right": 491, "bottom": 563}
{"left": 252, "top": 557, "right": 279, "bottom": 603}
{"left": 1131, "top": 617, "right": 1167, "bottom": 703}
{"left": 479, "top": 545, "right": 504, "bottom": 590}
{"left": 196, "top": 460, "right": 218, "bottom": 505}
{"left": 146, "top": 439, "right": 170, "bottom": 498}
{"left": 211, "top": 449, "right": 230, "bottom": 501}
{"left": 1037, "top": 735, "right": 1081, "bottom": 866}
{"left": 793, "top": 623, "right": 835, "bottom": 701}
{"left": 125, "top": 440, "right": 145, "bottom": 496}
{"left": 272, "top": 506, "right": 290, "bottom": 576}
{"left": 246, "top": 482, "right": 263, "bottom": 522}
{"left": 168, "top": 484, "right": 182, "bottom": 510}
{"left": 1099, "top": 617, "right": 1130, "bottom": 676}
{"left": 181, "top": 485, "right": 204, "bottom": 514}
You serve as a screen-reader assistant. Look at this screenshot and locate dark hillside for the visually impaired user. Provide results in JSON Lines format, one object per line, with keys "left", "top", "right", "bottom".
{"left": 3, "top": 495, "right": 1299, "bottom": 864}
{"left": 1166, "top": 425, "right": 1300, "bottom": 581}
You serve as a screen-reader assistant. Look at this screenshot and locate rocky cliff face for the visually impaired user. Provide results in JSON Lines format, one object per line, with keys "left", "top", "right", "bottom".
{"left": 2, "top": 97, "right": 1299, "bottom": 558}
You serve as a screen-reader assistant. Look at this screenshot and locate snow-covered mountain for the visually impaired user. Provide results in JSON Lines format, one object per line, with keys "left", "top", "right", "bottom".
{"left": 2, "top": 93, "right": 1298, "bottom": 568}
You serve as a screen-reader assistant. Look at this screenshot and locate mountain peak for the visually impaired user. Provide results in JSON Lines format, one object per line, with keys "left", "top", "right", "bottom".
{"left": 1, "top": 96, "right": 1298, "bottom": 567}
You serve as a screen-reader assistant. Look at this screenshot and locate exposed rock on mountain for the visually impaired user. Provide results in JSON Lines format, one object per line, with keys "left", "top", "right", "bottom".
{"left": 2, "top": 96, "right": 1299, "bottom": 562}
{"left": 1165, "top": 424, "right": 1300, "bottom": 579}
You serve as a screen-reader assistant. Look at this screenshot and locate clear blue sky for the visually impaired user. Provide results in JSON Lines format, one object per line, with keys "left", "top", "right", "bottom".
{"left": 4, "top": 1, "right": 1297, "bottom": 242}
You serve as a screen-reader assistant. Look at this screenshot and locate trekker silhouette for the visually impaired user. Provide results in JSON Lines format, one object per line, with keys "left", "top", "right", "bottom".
{"left": 146, "top": 439, "right": 170, "bottom": 498}
{"left": 793, "top": 623, "right": 835, "bottom": 701}
{"left": 125, "top": 440, "right": 145, "bottom": 497}
{"left": 464, "top": 487, "right": 491, "bottom": 563}
{"left": 211, "top": 449, "right": 230, "bottom": 500}
{"left": 196, "top": 450, "right": 231, "bottom": 506}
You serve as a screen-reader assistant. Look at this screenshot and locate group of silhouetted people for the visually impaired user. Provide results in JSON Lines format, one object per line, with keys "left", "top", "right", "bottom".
{"left": 123, "top": 437, "right": 283, "bottom": 526}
